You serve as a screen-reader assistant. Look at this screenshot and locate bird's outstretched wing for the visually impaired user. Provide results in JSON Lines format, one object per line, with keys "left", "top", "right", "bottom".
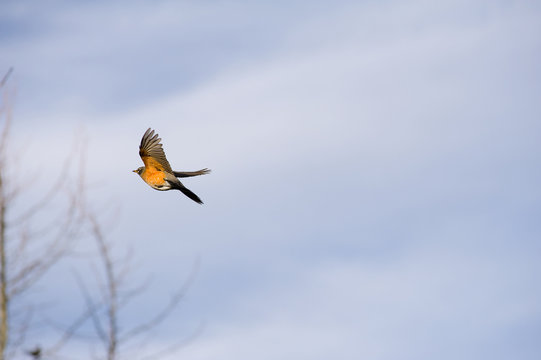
{"left": 139, "top": 128, "right": 173, "bottom": 173}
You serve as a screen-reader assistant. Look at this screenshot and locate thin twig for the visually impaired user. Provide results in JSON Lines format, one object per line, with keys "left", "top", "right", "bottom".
{"left": 119, "top": 257, "right": 200, "bottom": 342}
{"left": 73, "top": 271, "right": 107, "bottom": 344}
{"left": 135, "top": 321, "right": 205, "bottom": 360}
{"left": 0, "top": 68, "right": 13, "bottom": 88}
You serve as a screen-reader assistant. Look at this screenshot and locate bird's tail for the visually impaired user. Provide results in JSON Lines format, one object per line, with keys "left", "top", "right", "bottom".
{"left": 173, "top": 168, "right": 211, "bottom": 178}
{"left": 178, "top": 185, "right": 203, "bottom": 204}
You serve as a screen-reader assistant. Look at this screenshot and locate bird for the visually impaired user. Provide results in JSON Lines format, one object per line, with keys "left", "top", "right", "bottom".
{"left": 26, "top": 346, "right": 41, "bottom": 359}
{"left": 133, "top": 128, "right": 210, "bottom": 204}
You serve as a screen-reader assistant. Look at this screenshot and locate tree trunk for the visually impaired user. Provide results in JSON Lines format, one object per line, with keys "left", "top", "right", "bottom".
{"left": 0, "top": 170, "right": 8, "bottom": 360}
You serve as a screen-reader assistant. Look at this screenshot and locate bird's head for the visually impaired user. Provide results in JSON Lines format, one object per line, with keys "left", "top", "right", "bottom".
{"left": 132, "top": 167, "right": 144, "bottom": 176}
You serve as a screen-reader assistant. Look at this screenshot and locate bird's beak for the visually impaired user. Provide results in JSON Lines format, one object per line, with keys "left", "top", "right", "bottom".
{"left": 132, "top": 169, "right": 137, "bottom": 173}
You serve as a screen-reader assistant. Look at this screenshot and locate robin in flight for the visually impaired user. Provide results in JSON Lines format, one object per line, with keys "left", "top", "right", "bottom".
{"left": 133, "top": 128, "right": 210, "bottom": 204}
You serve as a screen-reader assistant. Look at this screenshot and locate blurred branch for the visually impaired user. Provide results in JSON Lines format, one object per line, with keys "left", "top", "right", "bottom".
{"left": 0, "top": 68, "right": 13, "bottom": 89}
{"left": 61, "top": 208, "right": 201, "bottom": 360}
{"left": 8, "top": 157, "right": 72, "bottom": 227}
{"left": 5, "top": 306, "right": 32, "bottom": 359}
{"left": 0, "top": 71, "right": 87, "bottom": 359}
{"left": 119, "top": 257, "right": 199, "bottom": 343}
{"left": 0, "top": 70, "right": 11, "bottom": 360}
{"left": 136, "top": 321, "right": 205, "bottom": 360}
{"left": 87, "top": 213, "right": 118, "bottom": 360}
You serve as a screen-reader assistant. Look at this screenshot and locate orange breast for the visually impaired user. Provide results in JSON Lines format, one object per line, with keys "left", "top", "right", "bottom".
{"left": 142, "top": 168, "right": 166, "bottom": 187}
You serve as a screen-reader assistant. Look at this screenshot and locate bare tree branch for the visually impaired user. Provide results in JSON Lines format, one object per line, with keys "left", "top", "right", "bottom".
{"left": 0, "top": 68, "right": 13, "bottom": 89}
{"left": 88, "top": 214, "right": 118, "bottom": 360}
{"left": 135, "top": 321, "right": 205, "bottom": 360}
{"left": 119, "top": 257, "right": 199, "bottom": 342}
{"left": 0, "top": 68, "right": 13, "bottom": 360}
{"left": 8, "top": 157, "right": 72, "bottom": 227}
{"left": 73, "top": 271, "right": 107, "bottom": 345}
{"left": 65, "top": 208, "right": 202, "bottom": 360}
{"left": 0, "top": 76, "right": 87, "bottom": 358}
{"left": 5, "top": 306, "right": 32, "bottom": 360}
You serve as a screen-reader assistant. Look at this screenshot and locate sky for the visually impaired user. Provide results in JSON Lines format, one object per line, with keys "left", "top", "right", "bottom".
{"left": 1, "top": 0, "right": 541, "bottom": 359}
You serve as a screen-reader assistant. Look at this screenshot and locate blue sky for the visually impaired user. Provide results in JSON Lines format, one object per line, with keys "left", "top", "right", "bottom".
{"left": 1, "top": 0, "right": 541, "bottom": 359}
